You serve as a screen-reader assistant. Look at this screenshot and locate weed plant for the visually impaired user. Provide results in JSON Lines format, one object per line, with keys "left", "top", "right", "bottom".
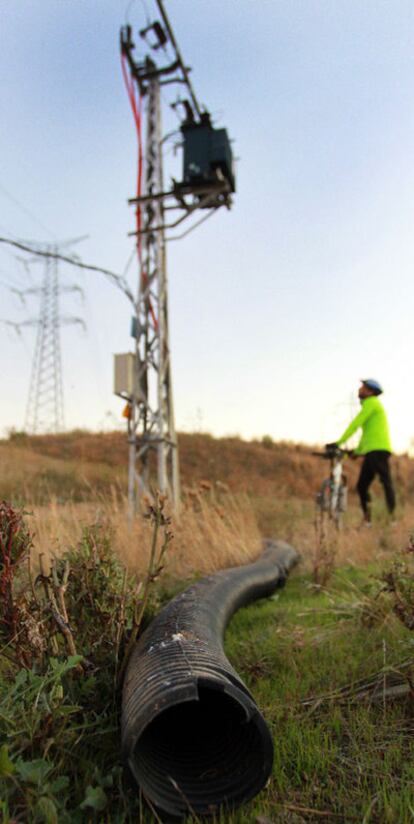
{"left": 0, "top": 498, "right": 170, "bottom": 823}
{"left": 381, "top": 532, "right": 414, "bottom": 631}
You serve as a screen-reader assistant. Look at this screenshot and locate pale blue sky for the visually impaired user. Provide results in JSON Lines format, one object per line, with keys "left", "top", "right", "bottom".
{"left": 1, "top": 0, "right": 413, "bottom": 450}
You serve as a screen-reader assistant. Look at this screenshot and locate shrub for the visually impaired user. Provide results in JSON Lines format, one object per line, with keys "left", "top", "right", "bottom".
{"left": 0, "top": 497, "right": 171, "bottom": 822}
{"left": 261, "top": 435, "right": 274, "bottom": 449}
{"left": 381, "top": 533, "right": 414, "bottom": 630}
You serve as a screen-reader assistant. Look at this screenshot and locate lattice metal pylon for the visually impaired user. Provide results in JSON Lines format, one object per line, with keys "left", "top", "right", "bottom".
{"left": 120, "top": 1, "right": 235, "bottom": 516}
{"left": 25, "top": 248, "right": 65, "bottom": 433}
{"left": 128, "top": 76, "right": 180, "bottom": 512}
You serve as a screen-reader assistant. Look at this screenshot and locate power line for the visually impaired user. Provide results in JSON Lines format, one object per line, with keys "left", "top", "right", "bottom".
{"left": 0, "top": 236, "right": 135, "bottom": 304}
{"left": 122, "top": 245, "right": 138, "bottom": 277}
{"left": 125, "top": 0, "right": 150, "bottom": 27}
{"left": 0, "top": 182, "right": 57, "bottom": 241}
{"left": 0, "top": 247, "right": 34, "bottom": 285}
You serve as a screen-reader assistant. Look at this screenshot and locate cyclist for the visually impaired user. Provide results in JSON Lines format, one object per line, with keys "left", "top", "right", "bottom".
{"left": 327, "top": 379, "right": 396, "bottom": 526}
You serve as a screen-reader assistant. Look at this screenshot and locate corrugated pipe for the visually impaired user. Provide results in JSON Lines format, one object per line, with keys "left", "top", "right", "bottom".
{"left": 122, "top": 539, "right": 299, "bottom": 819}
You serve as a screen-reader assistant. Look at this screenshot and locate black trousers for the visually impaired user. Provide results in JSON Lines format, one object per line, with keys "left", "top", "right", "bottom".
{"left": 356, "top": 451, "right": 396, "bottom": 518}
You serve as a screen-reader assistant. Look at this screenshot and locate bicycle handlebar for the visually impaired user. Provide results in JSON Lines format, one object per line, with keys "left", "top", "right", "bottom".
{"left": 311, "top": 447, "right": 351, "bottom": 460}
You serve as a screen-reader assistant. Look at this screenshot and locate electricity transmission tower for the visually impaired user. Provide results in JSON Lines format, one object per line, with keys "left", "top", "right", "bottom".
{"left": 25, "top": 252, "right": 65, "bottom": 432}
{"left": 25, "top": 245, "right": 85, "bottom": 433}
{"left": 3, "top": 241, "right": 86, "bottom": 434}
{"left": 118, "top": 0, "right": 235, "bottom": 516}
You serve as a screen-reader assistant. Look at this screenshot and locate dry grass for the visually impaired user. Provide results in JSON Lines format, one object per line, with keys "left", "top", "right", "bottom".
{"left": 0, "top": 442, "right": 125, "bottom": 503}
{"left": 3, "top": 430, "right": 414, "bottom": 582}
{"left": 251, "top": 495, "right": 414, "bottom": 577}
{"left": 24, "top": 485, "right": 414, "bottom": 586}
{"left": 334, "top": 516, "right": 413, "bottom": 567}
{"left": 25, "top": 483, "right": 262, "bottom": 580}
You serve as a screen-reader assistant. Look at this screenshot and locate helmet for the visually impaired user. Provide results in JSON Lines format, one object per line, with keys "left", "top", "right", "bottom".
{"left": 361, "top": 378, "right": 383, "bottom": 396}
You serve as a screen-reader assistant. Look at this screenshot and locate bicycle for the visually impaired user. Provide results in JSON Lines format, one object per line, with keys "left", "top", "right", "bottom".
{"left": 312, "top": 444, "right": 348, "bottom": 530}
{"left": 311, "top": 445, "right": 349, "bottom": 585}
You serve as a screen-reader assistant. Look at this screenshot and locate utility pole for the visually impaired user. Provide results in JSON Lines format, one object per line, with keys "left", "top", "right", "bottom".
{"left": 117, "top": 0, "right": 235, "bottom": 517}
{"left": 126, "top": 75, "right": 180, "bottom": 507}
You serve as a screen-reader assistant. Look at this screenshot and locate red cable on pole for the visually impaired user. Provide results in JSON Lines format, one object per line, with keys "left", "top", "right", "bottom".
{"left": 121, "top": 53, "right": 158, "bottom": 331}
{"left": 121, "top": 53, "right": 143, "bottom": 245}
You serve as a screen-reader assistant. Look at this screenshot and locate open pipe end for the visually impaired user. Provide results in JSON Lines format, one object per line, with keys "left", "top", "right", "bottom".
{"left": 127, "top": 681, "right": 273, "bottom": 819}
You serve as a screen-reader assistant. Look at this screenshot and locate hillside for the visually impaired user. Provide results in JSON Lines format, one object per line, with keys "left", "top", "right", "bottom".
{"left": 3, "top": 429, "right": 414, "bottom": 504}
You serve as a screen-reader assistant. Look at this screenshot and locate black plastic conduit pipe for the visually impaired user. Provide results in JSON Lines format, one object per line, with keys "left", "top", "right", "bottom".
{"left": 122, "top": 539, "right": 299, "bottom": 819}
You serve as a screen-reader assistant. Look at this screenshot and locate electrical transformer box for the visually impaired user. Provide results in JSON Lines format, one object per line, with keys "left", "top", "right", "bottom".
{"left": 182, "top": 122, "right": 235, "bottom": 193}
{"left": 210, "top": 128, "right": 235, "bottom": 189}
{"left": 113, "top": 353, "right": 137, "bottom": 397}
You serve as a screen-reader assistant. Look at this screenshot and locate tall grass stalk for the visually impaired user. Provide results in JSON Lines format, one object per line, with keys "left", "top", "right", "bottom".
{"left": 25, "top": 484, "right": 262, "bottom": 579}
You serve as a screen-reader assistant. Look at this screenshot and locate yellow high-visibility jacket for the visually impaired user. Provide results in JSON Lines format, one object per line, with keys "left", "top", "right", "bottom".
{"left": 338, "top": 396, "right": 392, "bottom": 455}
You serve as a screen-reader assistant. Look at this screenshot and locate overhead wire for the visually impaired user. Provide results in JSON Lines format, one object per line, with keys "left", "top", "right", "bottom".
{"left": 0, "top": 281, "right": 27, "bottom": 306}
{"left": 122, "top": 245, "right": 138, "bottom": 278}
{"left": 0, "top": 182, "right": 57, "bottom": 241}
{"left": 0, "top": 249, "right": 35, "bottom": 290}
{"left": 0, "top": 267, "right": 26, "bottom": 289}
{"left": 125, "top": 0, "right": 150, "bottom": 28}
{"left": 0, "top": 237, "right": 135, "bottom": 305}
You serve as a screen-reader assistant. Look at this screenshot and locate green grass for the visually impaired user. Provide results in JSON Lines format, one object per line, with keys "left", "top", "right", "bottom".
{"left": 210, "top": 567, "right": 414, "bottom": 823}
{"left": 2, "top": 507, "right": 414, "bottom": 823}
